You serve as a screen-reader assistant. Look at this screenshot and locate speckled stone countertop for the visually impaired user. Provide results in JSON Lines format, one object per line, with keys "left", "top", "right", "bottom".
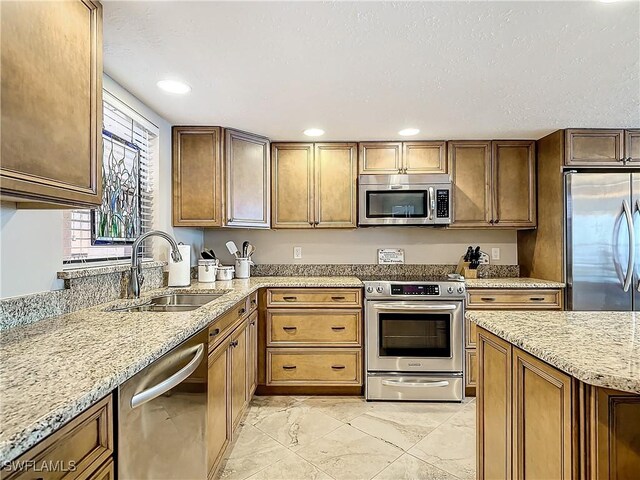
{"left": 465, "top": 277, "right": 565, "bottom": 289}
{"left": 468, "top": 310, "right": 640, "bottom": 394}
{"left": 0, "top": 276, "right": 362, "bottom": 463}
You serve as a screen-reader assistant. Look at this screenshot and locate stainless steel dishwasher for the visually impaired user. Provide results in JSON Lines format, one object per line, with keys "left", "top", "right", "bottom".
{"left": 118, "top": 328, "right": 208, "bottom": 479}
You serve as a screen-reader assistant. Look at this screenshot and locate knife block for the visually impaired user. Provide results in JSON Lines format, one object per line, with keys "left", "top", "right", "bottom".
{"left": 462, "top": 267, "right": 478, "bottom": 278}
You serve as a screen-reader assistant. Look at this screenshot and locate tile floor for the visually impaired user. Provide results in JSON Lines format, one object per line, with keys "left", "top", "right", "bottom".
{"left": 218, "top": 396, "right": 476, "bottom": 480}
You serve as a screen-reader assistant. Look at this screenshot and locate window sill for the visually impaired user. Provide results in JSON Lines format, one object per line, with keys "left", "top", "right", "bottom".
{"left": 57, "top": 260, "right": 167, "bottom": 280}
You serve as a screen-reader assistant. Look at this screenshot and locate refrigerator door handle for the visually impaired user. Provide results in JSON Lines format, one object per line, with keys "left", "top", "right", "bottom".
{"left": 622, "top": 199, "right": 635, "bottom": 293}
{"left": 635, "top": 199, "right": 640, "bottom": 293}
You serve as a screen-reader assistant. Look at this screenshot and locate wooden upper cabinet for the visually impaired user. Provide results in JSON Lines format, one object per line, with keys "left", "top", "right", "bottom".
{"left": 225, "top": 129, "right": 270, "bottom": 228}
{"left": 271, "top": 143, "right": 314, "bottom": 228}
{"left": 172, "top": 126, "right": 223, "bottom": 227}
{"left": 626, "top": 129, "right": 640, "bottom": 163}
{"left": 492, "top": 141, "right": 536, "bottom": 228}
{"left": 315, "top": 143, "right": 357, "bottom": 228}
{"left": 512, "top": 347, "right": 573, "bottom": 480}
{"left": 0, "top": 0, "right": 103, "bottom": 207}
{"left": 565, "top": 129, "right": 624, "bottom": 166}
{"left": 358, "top": 142, "right": 402, "bottom": 174}
{"left": 403, "top": 141, "right": 447, "bottom": 174}
{"left": 448, "top": 141, "right": 492, "bottom": 228}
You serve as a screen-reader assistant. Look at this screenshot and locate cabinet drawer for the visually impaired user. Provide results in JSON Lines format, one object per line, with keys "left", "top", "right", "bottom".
{"left": 247, "top": 291, "right": 258, "bottom": 313}
{"left": 2, "top": 396, "right": 113, "bottom": 480}
{"left": 267, "top": 309, "right": 361, "bottom": 346}
{"left": 267, "top": 288, "right": 361, "bottom": 308}
{"left": 466, "top": 289, "right": 562, "bottom": 309}
{"left": 267, "top": 349, "right": 362, "bottom": 385}
{"left": 209, "top": 298, "right": 249, "bottom": 351}
{"left": 465, "top": 316, "right": 477, "bottom": 348}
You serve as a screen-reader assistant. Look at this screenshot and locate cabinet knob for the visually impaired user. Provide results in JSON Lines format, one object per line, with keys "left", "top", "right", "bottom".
{"left": 238, "top": 308, "right": 246, "bottom": 316}
{"left": 209, "top": 328, "right": 220, "bottom": 337}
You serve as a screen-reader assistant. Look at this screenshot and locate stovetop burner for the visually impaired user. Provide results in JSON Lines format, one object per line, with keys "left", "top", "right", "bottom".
{"left": 359, "top": 273, "right": 465, "bottom": 283}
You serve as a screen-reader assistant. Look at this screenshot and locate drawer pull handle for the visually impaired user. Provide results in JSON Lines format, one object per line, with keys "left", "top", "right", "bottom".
{"left": 331, "top": 296, "right": 346, "bottom": 301}
{"left": 282, "top": 326, "right": 297, "bottom": 331}
{"left": 250, "top": 320, "right": 256, "bottom": 326}
{"left": 238, "top": 308, "right": 246, "bottom": 316}
{"left": 282, "top": 296, "right": 298, "bottom": 301}
{"left": 529, "top": 297, "right": 545, "bottom": 301}
{"left": 331, "top": 326, "right": 346, "bottom": 331}
{"left": 282, "top": 365, "right": 297, "bottom": 370}
{"left": 209, "top": 328, "right": 220, "bottom": 337}
{"left": 331, "top": 365, "right": 346, "bottom": 370}
{"left": 251, "top": 299, "right": 257, "bottom": 305}
{"left": 480, "top": 297, "right": 496, "bottom": 302}
{"left": 231, "top": 340, "right": 239, "bottom": 348}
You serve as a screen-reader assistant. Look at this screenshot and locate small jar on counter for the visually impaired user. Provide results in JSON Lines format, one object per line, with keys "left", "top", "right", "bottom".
{"left": 198, "top": 259, "right": 218, "bottom": 283}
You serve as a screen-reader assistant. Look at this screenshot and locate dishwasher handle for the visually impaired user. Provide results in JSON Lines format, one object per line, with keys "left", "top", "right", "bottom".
{"left": 131, "top": 343, "right": 205, "bottom": 409}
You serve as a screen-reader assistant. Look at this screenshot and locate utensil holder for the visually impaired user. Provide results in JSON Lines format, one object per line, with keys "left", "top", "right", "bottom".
{"left": 234, "top": 258, "right": 253, "bottom": 279}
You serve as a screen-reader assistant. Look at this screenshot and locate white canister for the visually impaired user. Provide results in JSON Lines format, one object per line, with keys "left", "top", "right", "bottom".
{"left": 216, "top": 265, "right": 235, "bottom": 281}
{"left": 234, "top": 258, "right": 252, "bottom": 279}
{"left": 198, "top": 259, "right": 218, "bottom": 283}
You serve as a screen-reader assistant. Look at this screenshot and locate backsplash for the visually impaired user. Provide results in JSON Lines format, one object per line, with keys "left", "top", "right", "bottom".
{"left": 251, "top": 263, "right": 519, "bottom": 278}
{"left": 0, "top": 262, "right": 165, "bottom": 331}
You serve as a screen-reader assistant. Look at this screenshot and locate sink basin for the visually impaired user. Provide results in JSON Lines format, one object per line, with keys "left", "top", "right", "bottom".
{"left": 149, "top": 293, "right": 224, "bottom": 306}
{"left": 110, "top": 292, "right": 225, "bottom": 313}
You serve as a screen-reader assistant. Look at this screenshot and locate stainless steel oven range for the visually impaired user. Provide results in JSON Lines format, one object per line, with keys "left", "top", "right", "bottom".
{"left": 364, "top": 276, "right": 466, "bottom": 401}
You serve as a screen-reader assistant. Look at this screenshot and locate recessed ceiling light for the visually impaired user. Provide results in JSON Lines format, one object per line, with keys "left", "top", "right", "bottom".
{"left": 157, "top": 79, "right": 191, "bottom": 94}
{"left": 304, "top": 128, "right": 325, "bottom": 137}
{"left": 398, "top": 128, "right": 420, "bottom": 136}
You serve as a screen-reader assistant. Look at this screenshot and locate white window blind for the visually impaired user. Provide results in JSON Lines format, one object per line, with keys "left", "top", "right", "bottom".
{"left": 63, "top": 91, "right": 158, "bottom": 265}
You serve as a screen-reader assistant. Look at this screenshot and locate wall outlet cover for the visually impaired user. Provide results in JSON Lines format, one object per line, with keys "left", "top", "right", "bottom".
{"left": 293, "top": 246, "right": 302, "bottom": 259}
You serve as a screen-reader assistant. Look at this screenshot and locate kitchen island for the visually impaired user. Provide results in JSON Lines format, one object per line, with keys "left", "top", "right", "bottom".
{"left": 468, "top": 310, "right": 640, "bottom": 479}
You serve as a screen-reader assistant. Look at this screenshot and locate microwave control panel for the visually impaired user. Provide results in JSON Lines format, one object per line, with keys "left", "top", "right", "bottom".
{"left": 436, "top": 190, "right": 450, "bottom": 218}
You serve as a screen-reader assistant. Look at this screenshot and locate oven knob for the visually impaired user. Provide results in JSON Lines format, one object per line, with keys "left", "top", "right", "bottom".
{"left": 457, "top": 286, "right": 465, "bottom": 294}
{"left": 366, "top": 286, "right": 373, "bottom": 293}
{"left": 447, "top": 286, "right": 454, "bottom": 294}
{"left": 376, "top": 286, "right": 384, "bottom": 293}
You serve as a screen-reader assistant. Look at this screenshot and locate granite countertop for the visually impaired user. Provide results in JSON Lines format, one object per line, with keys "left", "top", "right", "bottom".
{"left": 0, "top": 276, "right": 362, "bottom": 463}
{"left": 468, "top": 310, "right": 640, "bottom": 394}
{"left": 464, "top": 277, "right": 565, "bottom": 289}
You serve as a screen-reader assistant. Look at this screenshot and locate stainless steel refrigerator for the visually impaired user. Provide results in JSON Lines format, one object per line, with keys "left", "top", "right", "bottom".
{"left": 566, "top": 172, "right": 640, "bottom": 310}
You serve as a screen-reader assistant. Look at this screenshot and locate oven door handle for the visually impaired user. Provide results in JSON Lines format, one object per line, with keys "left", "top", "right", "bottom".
{"left": 381, "top": 379, "right": 450, "bottom": 388}
{"left": 371, "top": 304, "right": 458, "bottom": 311}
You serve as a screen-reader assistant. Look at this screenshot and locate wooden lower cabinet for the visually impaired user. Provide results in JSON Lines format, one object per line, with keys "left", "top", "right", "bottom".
{"left": 230, "top": 319, "right": 249, "bottom": 430}
{"left": 87, "top": 460, "right": 114, "bottom": 480}
{"left": 247, "top": 311, "right": 258, "bottom": 398}
{"left": 477, "top": 327, "right": 640, "bottom": 480}
{"left": 207, "top": 337, "right": 231, "bottom": 479}
{"left": 466, "top": 287, "right": 563, "bottom": 396}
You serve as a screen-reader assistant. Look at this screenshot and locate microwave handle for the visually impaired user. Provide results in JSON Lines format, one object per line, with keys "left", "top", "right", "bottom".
{"left": 371, "top": 304, "right": 458, "bottom": 311}
{"left": 428, "top": 187, "right": 435, "bottom": 220}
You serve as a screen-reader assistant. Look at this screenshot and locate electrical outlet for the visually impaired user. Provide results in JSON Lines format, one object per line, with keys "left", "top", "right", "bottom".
{"left": 491, "top": 248, "right": 501, "bottom": 261}
{"left": 293, "top": 246, "right": 302, "bottom": 259}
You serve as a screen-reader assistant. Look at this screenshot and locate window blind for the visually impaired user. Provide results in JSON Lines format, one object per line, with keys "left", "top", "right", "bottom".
{"left": 62, "top": 92, "right": 157, "bottom": 265}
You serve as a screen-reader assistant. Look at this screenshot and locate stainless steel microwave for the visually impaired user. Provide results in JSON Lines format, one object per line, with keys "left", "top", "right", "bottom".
{"left": 358, "top": 174, "right": 452, "bottom": 226}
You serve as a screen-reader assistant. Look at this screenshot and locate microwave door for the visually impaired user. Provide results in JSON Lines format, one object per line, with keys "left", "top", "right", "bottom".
{"left": 360, "top": 186, "right": 434, "bottom": 225}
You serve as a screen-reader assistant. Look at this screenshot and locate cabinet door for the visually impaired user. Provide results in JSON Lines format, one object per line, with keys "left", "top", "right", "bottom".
{"left": 464, "top": 348, "right": 477, "bottom": 396}
{"left": 207, "top": 339, "right": 230, "bottom": 478}
{"left": 565, "top": 129, "right": 624, "bottom": 166}
{"left": 225, "top": 129, "right": 270, "bottom": 228}
{"left": 0, "top": 0, "right": 102, "bottom": 207}
{"left": 247, "top": 311, "right": 258, "bottom": 399}
{"left": 626, "top": 129, "right": 640, "bottom": 163}
{"left": 403, "top": 142, "right": 447, "bottom": 174}
{"left": 492, "top": 141, "right": 536, "bottom": 228}
{"left": 358, "top": 142, "right": 402, "bottom": 174}
{"left": 230, "top": 320, "right": 248, "bottom": 430}
{"left": 477, "top": 328, "right": 512, "bottom": 480}
{"left": 512, "top": 347, "right": 573, "bottom": 480}
{"left": 172, "top": 126, "right": 223, "bottom": 226}
{"left": 271, "top": 143, "right": 314, "bottom": 228}
{"left": 590, "top": 387, "right": 640, "bottom": 479}
{"left": 315, "top": 143, "right": 357, "bottom": 228}
{"left": 448, "top": 141, "right": 492, "bottom": 228}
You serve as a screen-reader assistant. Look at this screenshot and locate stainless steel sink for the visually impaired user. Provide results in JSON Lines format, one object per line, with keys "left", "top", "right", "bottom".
{"left": 111, "top": 292, "right": 224, "bottom": 313}
{"left": 149, "top": 293, "right": 223, "bottom": 306}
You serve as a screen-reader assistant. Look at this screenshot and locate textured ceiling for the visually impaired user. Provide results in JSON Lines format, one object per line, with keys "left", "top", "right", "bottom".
{"left": 103, "top": 1, "right": 640, "bottom": 141}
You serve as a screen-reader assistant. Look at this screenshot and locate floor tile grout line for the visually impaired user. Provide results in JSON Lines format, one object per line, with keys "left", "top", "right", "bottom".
{"left": 403, "top": 451, "right": 467, "bottom": 480}
{"left": 287, "top": 449, "right": 338, "bottom": 480}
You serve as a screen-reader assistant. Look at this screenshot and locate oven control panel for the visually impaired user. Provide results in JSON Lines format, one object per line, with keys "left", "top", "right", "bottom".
{"left": 390, "top": 284, "right": 439, "bottom": 295}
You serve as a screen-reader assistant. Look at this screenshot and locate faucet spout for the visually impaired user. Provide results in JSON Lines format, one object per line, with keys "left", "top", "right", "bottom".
{"left": 129, "top": 230, "right": 183, "bottom": 298}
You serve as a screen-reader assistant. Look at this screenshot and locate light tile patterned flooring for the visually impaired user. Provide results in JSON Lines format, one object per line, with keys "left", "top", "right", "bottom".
{"left": 218, "top": 396, "right": 476, "bottom": 480}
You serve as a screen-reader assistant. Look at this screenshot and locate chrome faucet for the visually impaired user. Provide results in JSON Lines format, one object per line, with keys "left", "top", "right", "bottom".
{"left": 130, "top": 230, "right": 183, "bottom": 298}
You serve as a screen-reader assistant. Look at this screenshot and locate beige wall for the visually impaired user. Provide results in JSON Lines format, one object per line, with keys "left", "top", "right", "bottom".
{"left": 204, "top": 228, "right": 517, "bottom": 266}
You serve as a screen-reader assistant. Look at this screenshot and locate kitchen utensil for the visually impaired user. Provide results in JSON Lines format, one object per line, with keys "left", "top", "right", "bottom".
{"left": 242, "top": 241, "right": 249, "bottom": 258}
{"left": 225, "top": 241, "right": 240, "bottom": 259}
{"left": 198, "top": 259, "right": 218, "bottom": 283}
{"left": 216, "top": 265, "right": 235, "bottom": 281}
{"left": 463, "top": 246, "right": 473, "bottom": 262}
{"left": 247, "top": 244, "right": 255, "bottom": 258}
{"left": 201, "top": 250, "right": 215, "bottom": 260}
{"left": 208, "top": 249, "right": 216, "bottom": 260}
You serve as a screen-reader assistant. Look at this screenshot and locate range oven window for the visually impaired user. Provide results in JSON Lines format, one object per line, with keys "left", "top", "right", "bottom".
{"left": 379, "top": 313, "right": 451, "bottom": 357}
{"left": 366, "top": 190, "right": 427, "bottom": 218}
